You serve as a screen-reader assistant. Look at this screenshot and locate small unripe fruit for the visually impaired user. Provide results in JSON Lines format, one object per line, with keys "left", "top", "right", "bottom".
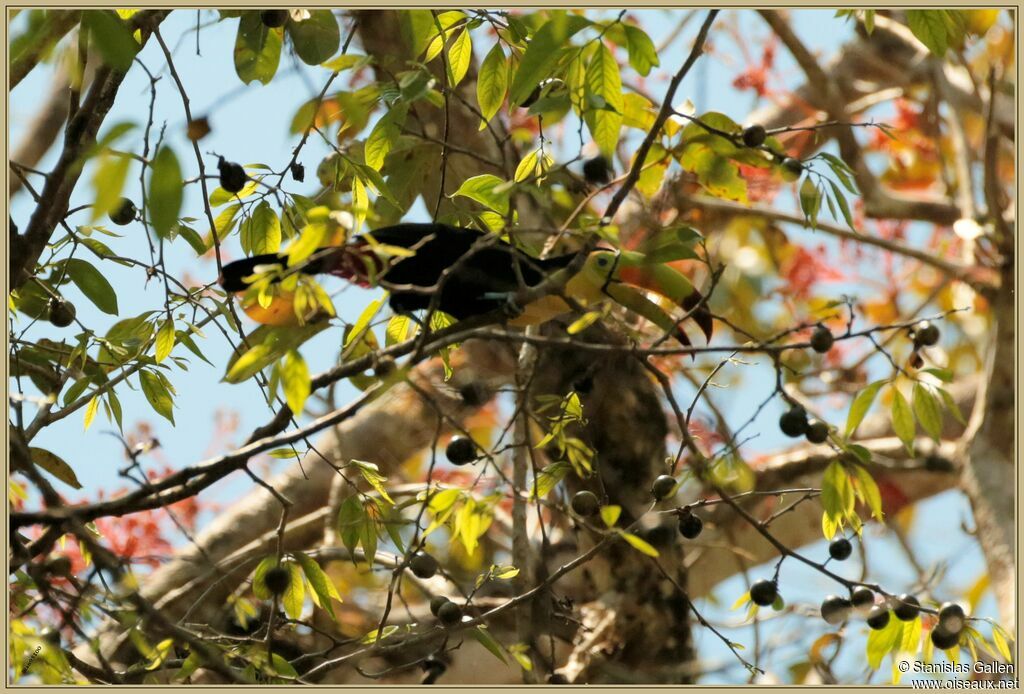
{"left": 749, "top": 579, "right": 778, "bottom": 607}
{"left": 437, "top": 600, "right": 462, "bottom": 626}
{"left": 260, "top": 10, "right": 289, "bottom": 28}
{"left": 218, "top": 157, "right": 248, "bottom": 194}
{"left": 582, "top": 156, "right": 612, "bottom": 185}
{"left": 290, "top": 162, "right": 305, "bottom": 182}
{"left": 829, "top": 537, "right": 853, "bottom": 561}
{"left": 779, "top": 407, "right": 808, "bottom": 437}
{"left": 805, "top": 420, "right": 829, "bottom": 444}
{"left": 409, "top": 552, "right": 438, "bottom": 579}
{"left": 931, "top": 627, "right": 961, "bottom": 650}
{"left": 866, "top": 605, "right": 891, "bottom": 630}
{"left": 938, "top": 602, "right": 966, "bottom": 635}
{"left": 913, "top": 321, "right": 940, "bottom": 348}
{"left": 678, "top": 513, "right": 703, "bottom": 539}
{"left": 810, "top": 326, "right": 834, "bottom": 353}
{"left": 430, "top": 596, "right": 451, "bottom": 617}
{"left": 264, "top": 566, "right": 291, "bottom": 595}
{"left": 571, "top": 490, "right": 600, "bottom": 517}
{"left": 821, "top": 595, "right": 853, "bottom": 625}
{"left": 47, "top": 299, "right": 76, "bottom": 328}
{"left": 892, "top": 593, "right": 920, "bottom": 621}
{"left": 109, "top": 198, "right": 137, "bottom": 226}
{"left": 851, "top": 587, "right": 875, "bottom": 611}
{"left": 651, "top": 474, "right": 677, "bottom": 501}
{"left": 445, "top": 436, "right": 478, "bottom": 465}
{"left": 782, "top": 157, "right": 804, "bottom": 176}
{"left": 741, "top": 124, "right": 767, "bottom": 148}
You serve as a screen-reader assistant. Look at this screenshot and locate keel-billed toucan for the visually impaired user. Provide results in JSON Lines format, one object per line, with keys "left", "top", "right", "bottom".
{"left": 218, "top": 223, "right": 713, "bottom": 346}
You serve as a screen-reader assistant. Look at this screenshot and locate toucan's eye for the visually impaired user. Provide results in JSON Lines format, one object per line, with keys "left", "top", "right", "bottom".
{"left": 596, "top": 257, "right": 609, "bottom": 267}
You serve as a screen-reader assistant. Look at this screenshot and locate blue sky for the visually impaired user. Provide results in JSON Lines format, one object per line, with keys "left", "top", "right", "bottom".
{"left": 8, "top": 9, "right": 993, "bottom": 683}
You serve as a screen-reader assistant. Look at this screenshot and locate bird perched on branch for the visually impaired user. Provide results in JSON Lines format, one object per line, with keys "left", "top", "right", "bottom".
{"left": 218, "top": 222, "right": 713, "bottom": 347}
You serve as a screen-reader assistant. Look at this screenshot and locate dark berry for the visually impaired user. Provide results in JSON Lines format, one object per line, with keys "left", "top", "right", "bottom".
{"left": 47, "top": 299, "right": 76, "bottom": 328}
{"left": 437, "top": 600, "right": 462, "bottom": 626}
{"left": 39, "top": 627, "right": 61, "bottom": 645}
{"left": 109, "top": 198, "right": 137, "bottom": 226}
{"left": 829, "top": 537, "right": 853, "bottom": 561}
{"left": 290, "top": 162, "right": 305, "bottom": 182}
{"left": 851, "top": 587, "right": 875, "bottom": 610}
{"left": 264, "top": 566, "right": 291, "bottom": 595}
{"left": 678, "top": 512, "right": 704, "bottom": 540}
{"left": 741, "top": 124, "right": 767, "bottom": 148}
{"left": 892, "top": 593, "right": 920, "bottom": 621}
{"left": 913, "top": 321, "right": 940, "bottom": 348}
{"left": 938, "top": 602, "right": 966, "bottom": 635}
{"left": 582, "top": 156, "right": 612, "bottom": 185}
{"left": 260, "top": 10, "right": 289, "bottom": 27}
{"left": 445, "top": 436, "right": 478, "bottom": 465}
{"left": 409, "top": 552, "right": 438, "bottom": 579}
{"left": 651, "top": 474, "right": 677, "bottom": 501}
{"left": 821, "top": 595, "right": 853, "bottom": 625}
{"left": 866, "top": 605, "right": 891, "bottom": 630}
{"left": 782, "top": 157, "right": 804, "bottom": 176}
{"left": 810, "top": 326, "right": 834, "bottom": 353}
{"left": 429, "top": 596, "right": 451, "bottom": 617}
{"left": 749, "top": 579, "right": 778, "bottom": 607}
{"left": 779, "top": 406, "right": 809, "bottom": 437}
{"left": 571, "top": 490, "right": 600, "bottom": 517}
{"left": 547, "top": 673, "right": 569, "bottom": 684}
{"left": 218, "top": 157, "right": 248, "bottom": 194}
{"left": 805, "top": 420, "right": 830, "bottom": 444}
{"left": 931, "top": 627, "right": 961, "bottom": 650}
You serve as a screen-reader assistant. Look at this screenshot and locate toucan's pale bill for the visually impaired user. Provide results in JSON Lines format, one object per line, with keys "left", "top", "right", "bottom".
{"left": 613, "top": 254, "right": 698, "bottom": 309}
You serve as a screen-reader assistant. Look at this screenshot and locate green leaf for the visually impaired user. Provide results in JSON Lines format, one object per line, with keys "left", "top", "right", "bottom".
{"left": 799, "top": 177, "right": 821, "bottom": 229}
{"left": 385, "top": 314, "right": 416, "bottom": 346}
{"left": 866, "top": 613, "right": 904, "bottom": 669}
{"left": 139, "top": 370, "right": 175, "bottom": 424}
{"left": 820, "top": 460, "right": 844, "bottom": 539}
{"left": 472, "top": 625, "right": 508, "bottom": 664}
{"left": 531, "top": 461, "right": 570, "bottom": 499}
{"left": 269, "top": 653, "right": 298, "bottom": 679}
{"left": 224, "top": 323, "right": 329, "bottom": 383}
{"left": 890, "top": 387, "right": 915, "bottom": 454}
{"left": 992, "top": 625, "right": 1014, "bottom": 663}
{"left": 154, "top": 318, "right": 175, "bottom": 363}
{"left": 678, "top": 144, "right": 748, "bottom": 203}
{"left": 210, "top": 180, "right": 257, "bottom": 207}
{"left": 476, "top": 43, "right": 508, "bottom": 125}
{"left": 514, "top": 148, "right": 541, "bottom": 184}
{"left": 286, "top": 10, "right": 340, "bottom": 65}
{"left": 90, "top": 153, "right": 132, "bottom": 222}
{"left": 234, "top": 12, "right": 282, "bottom": 85}
{"left": 912, "top": 383, "right": 943, "bottom": 442}
{"left": 294, "top": 551, "right": 342, "bottom": 620}
{"left": 281, "top": 561, "right": 306, "bottom": 619}
{"left": 450, "top": 174, "right": 510, "bottom": 215}
{"left": 623, "top": 24, "right": 659, "bottom": 76}
{"left": 621, "top": 531, "right": 659, "bottom": 557}
{"left": 365, "top": 106, "right": 406, "bottom": 172}
{"left": 445, "top": 29, "right": 472, "bottom": 87}
{"left": 148, "top": 147, "right": 183, "bottom": 239}
{"left": 584, "top": 43, "right": 624, "bottom": 158}
{"left": 64, "top": 258, "right": 118, "bottom": 315}
{"left": 827, "top": 180, "right": 855, "bottom": 230}
{"left": 281, "top": 349, "right": 310, "bottom": 414}
{"left": 30, "top": 447, "right": 81, "bottom": 489}
{"left": 344, "top": 298, "right": 384, "bottom": 349}
{"left": 352, "top": 460, "right": 394, "bottom": 505}
{"left": 845, "top": 380, "right": 885, "bottom": 437}
{"left": 937, "top": 387, "right": 966, "bottom": 425}
{"left": 905, "top": 10, "right": 960, "bottom": 57}
{"left": 82, "top": 10, "right": 139, "bottom": 72}
{"left": 336, "top": 496, "right": 365, "bottom": 560}
{"left": 599, "top": 504, "right": 621, "bottom": 527}
{"left": 242, "top": 201, "right": 282, "bottom": 255}
{"left": 508, "top": 14, "right": 590, "bottom": 106}
{"left": 852, "top": 464, "right": 884, "bottom": 522}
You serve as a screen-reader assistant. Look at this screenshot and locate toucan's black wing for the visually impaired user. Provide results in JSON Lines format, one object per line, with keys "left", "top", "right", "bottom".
{"left": 363, "top": 223, "right": 574, "bottom": 319}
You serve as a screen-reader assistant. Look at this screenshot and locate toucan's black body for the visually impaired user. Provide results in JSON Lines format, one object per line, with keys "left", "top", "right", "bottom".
{"left": 219, "top": 223, "right": 576, "bottom": 319}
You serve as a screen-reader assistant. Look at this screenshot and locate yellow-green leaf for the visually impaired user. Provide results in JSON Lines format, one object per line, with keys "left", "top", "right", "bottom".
{"left": 890, "top": 387, "right": 916, "bottom": 454}
{"left": 294, "top": 550, "right": 342, "bottom": 620}
{"left": 621, "top": 531, "right": 659, "bottom": 557}
{"left": 846, "top": 380, "right": 885, "bottom": 437}
{"left": 154, "top": 318, "right": 175, "bottom": 363}
{"left": 446, "top": 29, "right": 472, "bottom": 87}
{"left": 599, "top": 504, "right": 621, "bottom": 528}
{"left": 584, "top": 42, "right": 624, "bottom": 158}
{"left": 29, "top": 447, "right": 82, "bottom": 489}
{"left": 282, "top": 561, "right": 306, "bottom": 619}
{"left": 148, "top": 147, "right": 183, "bottom": 239}
{"left": 83, "top": 396, "right": 100, "bottom": 431}
{"left": 476, "top": 43, "right": 508, "bottom": 125}
{"left": 912, "top": 383, "right": 943, "bottom": 442}
{"left": 90, "top": 153, "right": 132, "bottom": 222}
